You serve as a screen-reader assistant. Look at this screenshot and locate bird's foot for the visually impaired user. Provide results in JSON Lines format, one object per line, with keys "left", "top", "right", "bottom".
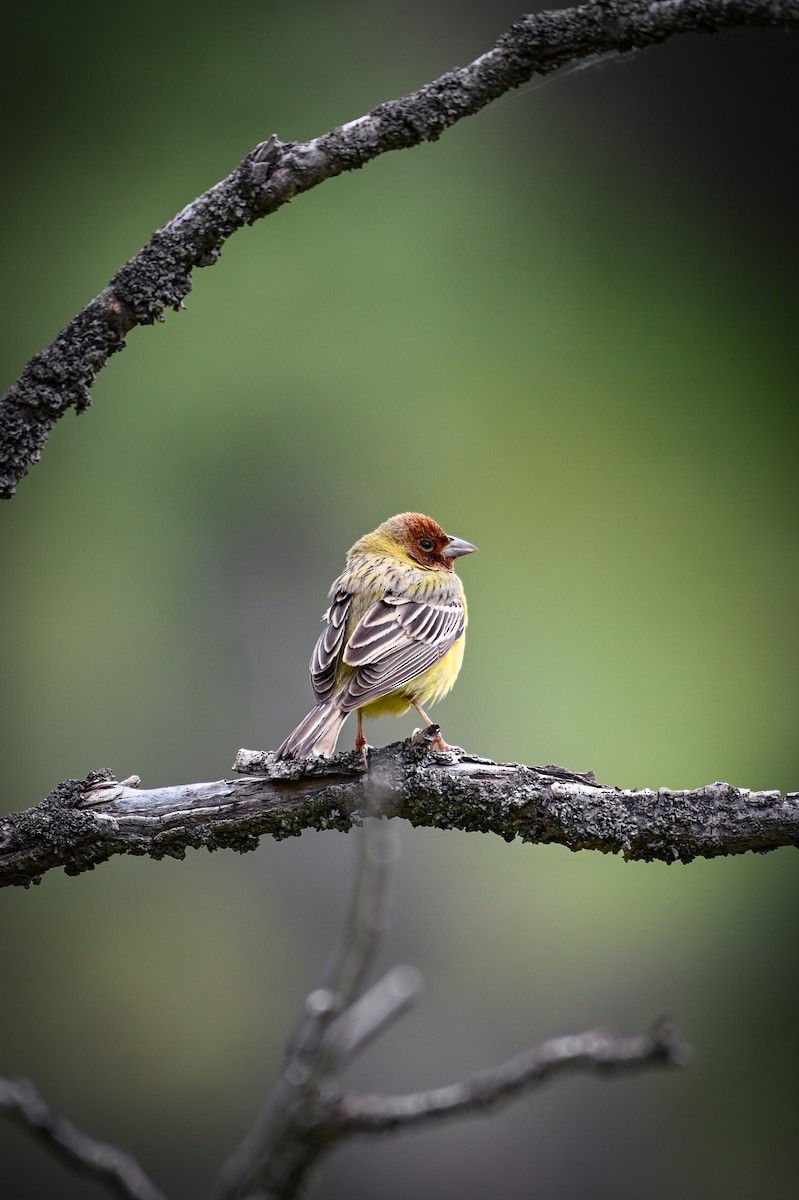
{"left": 411, "top": 723, "right": 457, "bottom": 753}
{"left": 354, "top": 732, "right": 373, "bottom": 763}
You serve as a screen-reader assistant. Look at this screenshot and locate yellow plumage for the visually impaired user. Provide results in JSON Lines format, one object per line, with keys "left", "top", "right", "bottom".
{"left": 275, "top": 513, "right": 476, "bottom": 760}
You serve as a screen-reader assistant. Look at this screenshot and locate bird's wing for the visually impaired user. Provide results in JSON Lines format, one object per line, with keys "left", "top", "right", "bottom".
{"left": 338, "top": 592, "right": 465, "bottom": 711}
{"left": 309, "top": 588, "right": 351, "bottom": 703}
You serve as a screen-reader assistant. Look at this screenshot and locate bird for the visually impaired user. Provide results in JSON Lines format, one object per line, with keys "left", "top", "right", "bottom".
{"left": 275, "top": 512, "right": 476, "bottom": 760}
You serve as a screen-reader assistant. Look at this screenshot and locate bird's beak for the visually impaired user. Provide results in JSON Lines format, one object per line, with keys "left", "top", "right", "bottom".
{"left": 442, "top": 535, "right": 477, "bottom": 558}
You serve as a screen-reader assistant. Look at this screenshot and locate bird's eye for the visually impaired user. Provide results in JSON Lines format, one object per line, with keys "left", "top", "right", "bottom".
{"left": 418, "top": 537, "right": 434, "bottom": 551}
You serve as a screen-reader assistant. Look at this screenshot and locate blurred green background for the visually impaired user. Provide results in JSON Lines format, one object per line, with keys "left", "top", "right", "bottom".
{"left": 2, "top": 2, "right": 798, "bottom": 1197}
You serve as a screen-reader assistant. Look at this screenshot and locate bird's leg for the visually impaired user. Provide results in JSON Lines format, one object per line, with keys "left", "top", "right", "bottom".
{"left": 413, "top": 703, "right": 451, "bottom": 751}
{"left": 355, "top": 709, "right": 367, "bottom": 754}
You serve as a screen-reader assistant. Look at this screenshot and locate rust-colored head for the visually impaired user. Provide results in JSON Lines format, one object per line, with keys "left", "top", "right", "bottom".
{"left": 377, "top": 512, "right": 477, "bottom": 570}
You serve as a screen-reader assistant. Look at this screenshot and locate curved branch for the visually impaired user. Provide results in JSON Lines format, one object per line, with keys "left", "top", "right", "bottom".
{"left": 1, "top": 734, "right": 797, "bottom": 889}
{"left": 2, "top": 0, "right": 799, "bottom": 496}
{"left": 0, "top": 1077, "right": 169, "bottom": 1200}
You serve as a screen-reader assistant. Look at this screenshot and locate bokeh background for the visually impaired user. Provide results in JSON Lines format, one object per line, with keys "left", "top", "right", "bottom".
{"left": 2, "top": 2, "right": 798, "bottom": 1197}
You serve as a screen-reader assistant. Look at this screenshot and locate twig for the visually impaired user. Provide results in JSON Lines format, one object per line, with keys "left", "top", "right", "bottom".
{"left": 0, "top": 1077, "right": 169, "bottom": 1200}
{"left": 326, "top": 1021, "right": 690, "bottom": 1136}
{"left": 2, "top": 0, "right": 799, "bottom": 496}
{"left": 327, "top": 965, "right": 422, "bottom": 1061}
{"left": 1, "top": 740, "right": 797, "bottom": 889}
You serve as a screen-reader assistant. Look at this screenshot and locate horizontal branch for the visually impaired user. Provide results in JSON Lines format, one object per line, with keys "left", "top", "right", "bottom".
{"left": 1, "top": 732, "right": 797, "bottom": 889}
{"left": 0, "top": 1077, "right": 168, "bottom": 1200}
{"left": 327, "top": 1021, "right": 689, "bottom": 1137}
{"left": 3, "top": 0, "right": 799, "bottom": 495}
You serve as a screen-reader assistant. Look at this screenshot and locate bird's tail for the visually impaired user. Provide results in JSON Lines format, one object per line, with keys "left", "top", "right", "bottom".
{"left": 275, "top": 701, "right": 348, "bottom": 761}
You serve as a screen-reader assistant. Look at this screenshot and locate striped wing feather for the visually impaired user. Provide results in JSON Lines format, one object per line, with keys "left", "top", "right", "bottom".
{"left": 339, "top": 593, "right": 464, "bottom": 711}
{"left": 310, "top": 589, "right": 351, "bottom": 703}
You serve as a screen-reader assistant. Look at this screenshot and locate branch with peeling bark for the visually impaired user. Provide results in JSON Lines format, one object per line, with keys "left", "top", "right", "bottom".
{"left": 1, "top": 729, "right": 797, "bottom": 889}
{"left": 2, "top": 0, "right": 799, "bottom": 496}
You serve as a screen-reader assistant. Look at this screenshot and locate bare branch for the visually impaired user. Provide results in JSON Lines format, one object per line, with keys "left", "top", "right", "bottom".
{"left": 2, "top": 0, "right": 798, "bottom": 496}
{"left": 321, "top": 817, "right": 401, "bottom": 1013}
{"left": 1, "top": 739, "right": 797, "bottom": 889}
{"left": 220, "top": 1015, "right": 689, "bottom": 1198}
{"left": 327, "top": 965, "right": 423, "bottom": 1061}
{"left": 327, "top": 1021, "right": 690, "bottom": 1137}
{"left": 0, "top": 1077, "right": 169, "bottom": 1200}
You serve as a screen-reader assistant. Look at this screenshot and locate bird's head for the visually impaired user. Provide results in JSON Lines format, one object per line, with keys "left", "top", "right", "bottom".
{"left": 372, "top": 512, "right": 477, "bottom": 571}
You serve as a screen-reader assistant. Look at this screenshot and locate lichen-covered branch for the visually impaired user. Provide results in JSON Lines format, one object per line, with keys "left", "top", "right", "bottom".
{"left": 1, "top": 733, "right": 797, "bottom": 889}
{"left": 2, "top": 0, "right": 799, "bottom": 496}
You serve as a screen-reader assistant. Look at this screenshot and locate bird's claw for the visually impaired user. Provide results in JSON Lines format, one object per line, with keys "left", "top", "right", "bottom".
{"left": 410, "top": 723, "right": 457, "bottom": 754}
{"left": 355, "top": 736, "right": 373, "bottom": 764}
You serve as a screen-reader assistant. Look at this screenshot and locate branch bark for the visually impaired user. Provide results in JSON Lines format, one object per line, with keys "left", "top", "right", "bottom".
{"left": 2, "top": 0, "right": 798, "bottom": 496}
{"left": 1, "top": 733, "right": 797, "bottom": 889}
